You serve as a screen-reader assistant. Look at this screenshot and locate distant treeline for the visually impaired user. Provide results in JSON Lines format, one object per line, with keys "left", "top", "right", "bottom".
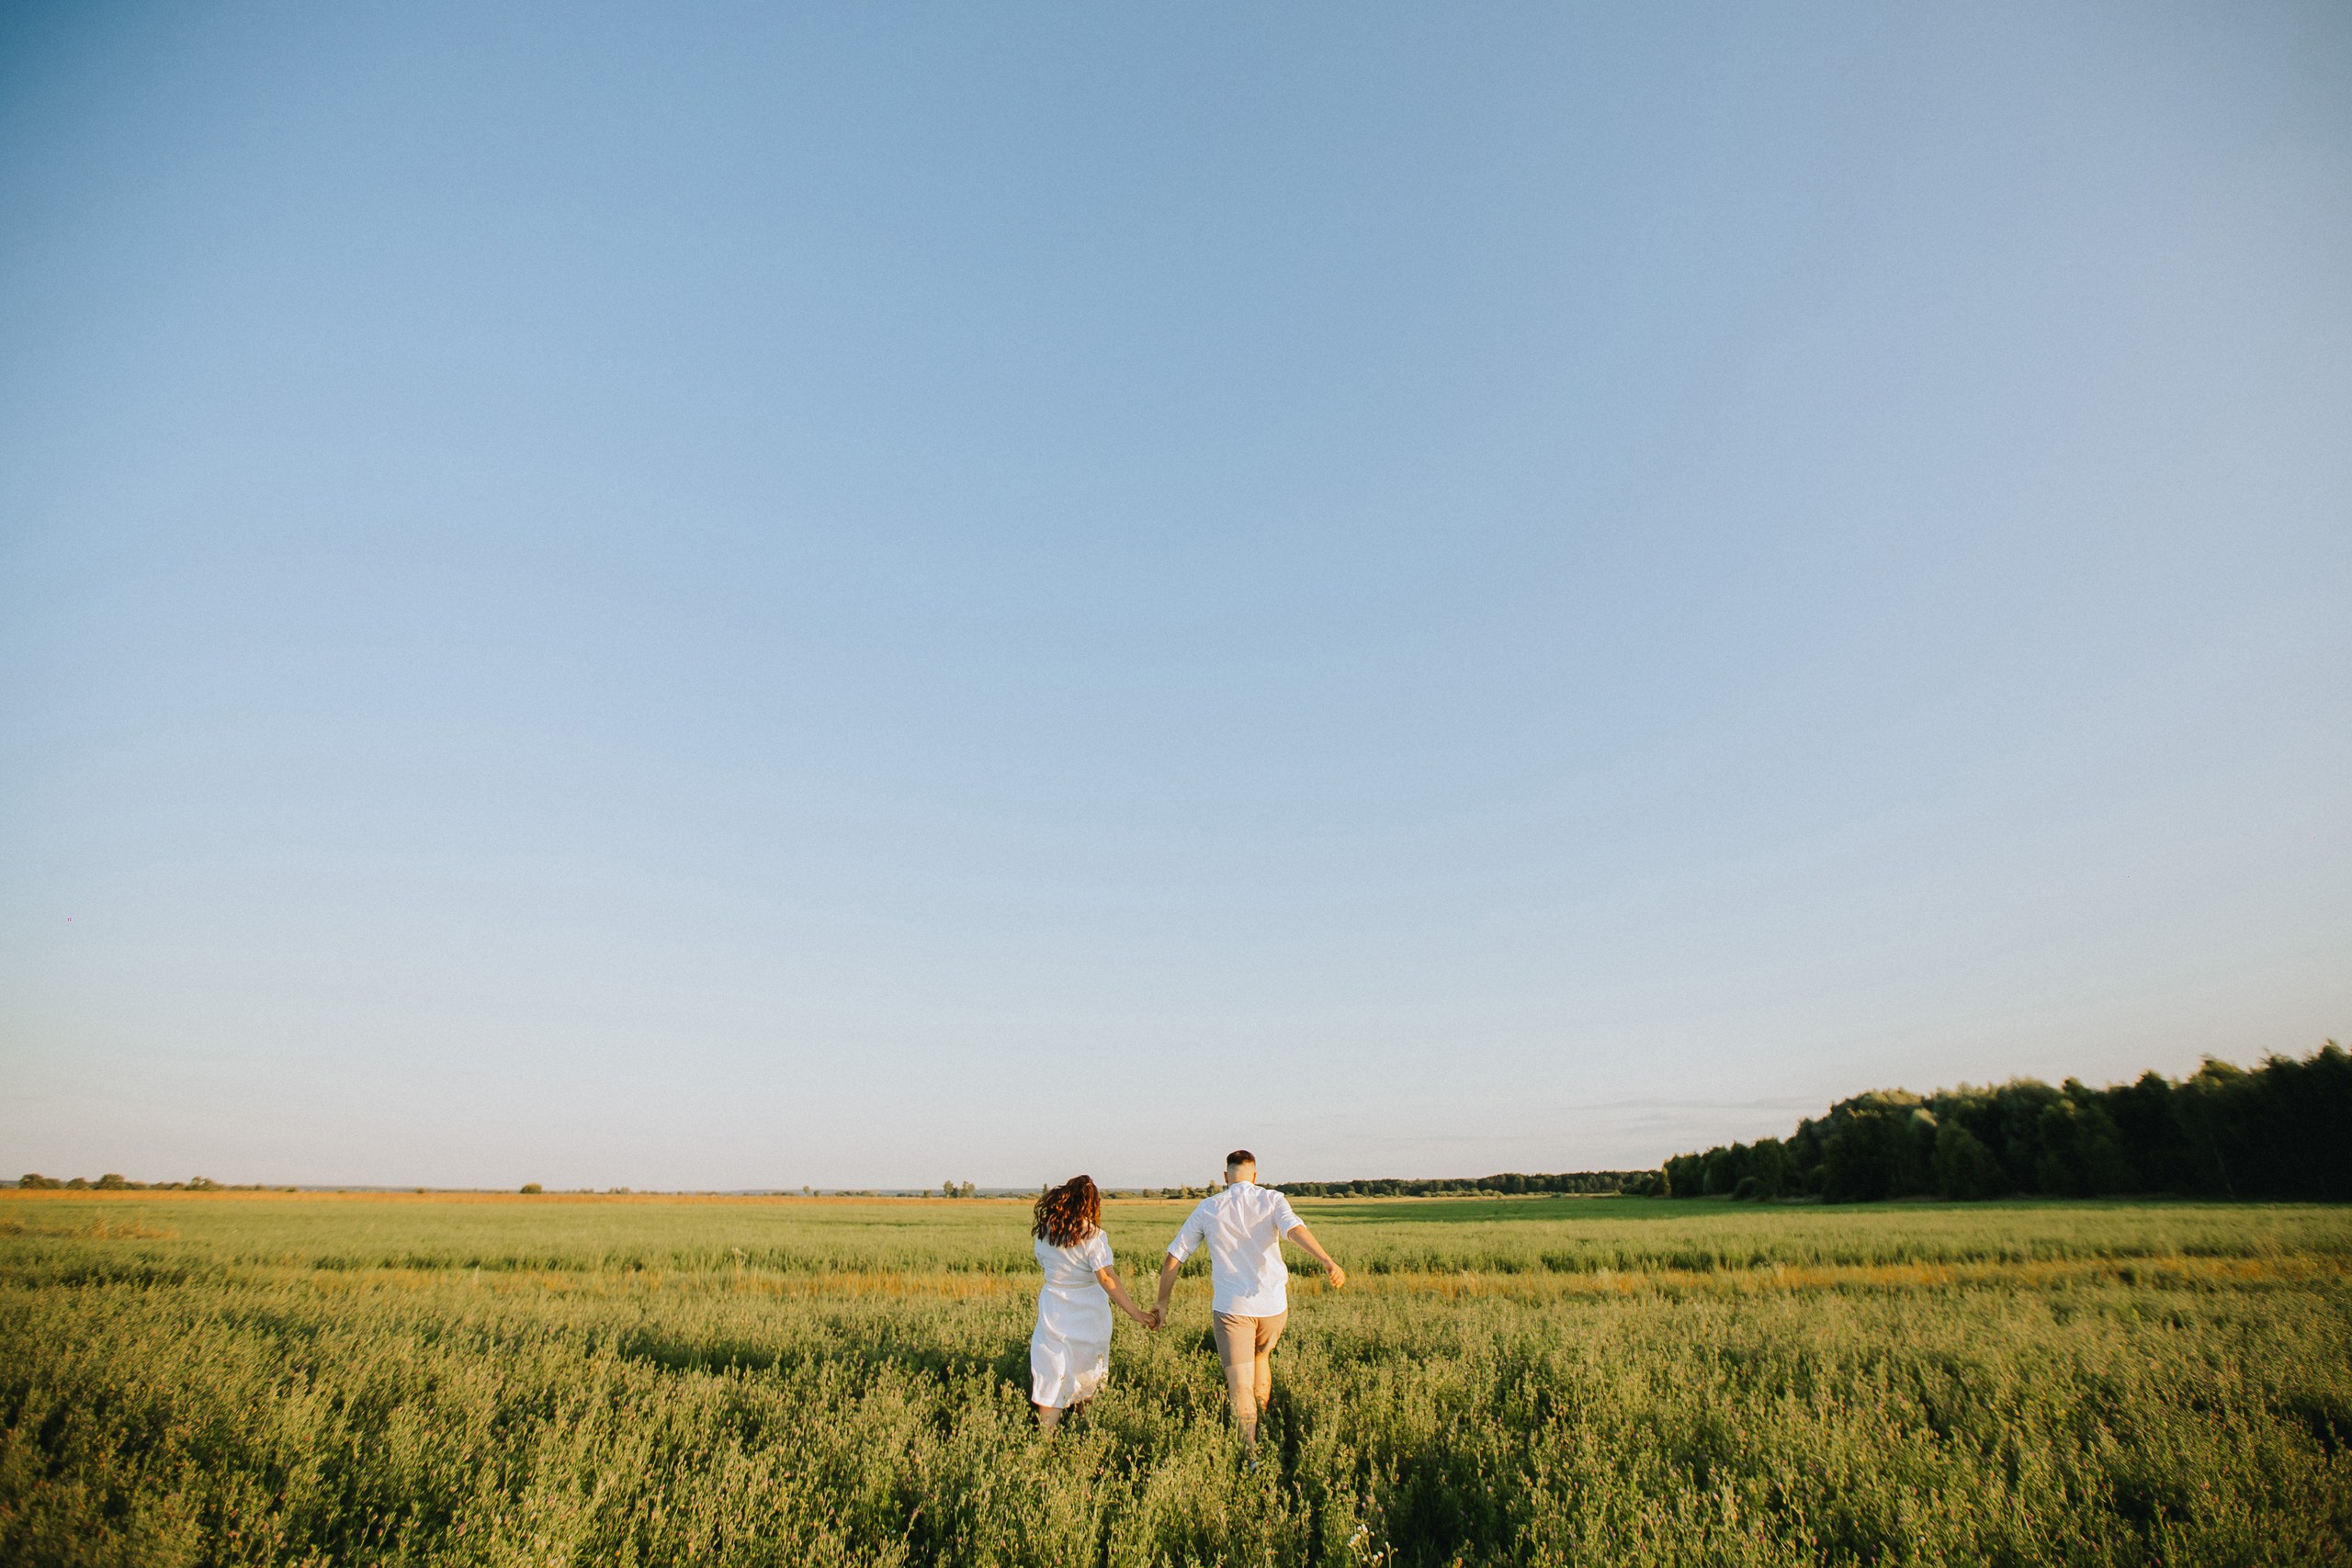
{"left": 1660, "top": 1044, "right": 2351, "bottom": 1203}
{"left": 1274, "top": 1171, "right": 1648, "bottom": 1199}
{"left": 13, "top": 1174, "right": 290, "bottom": 1192}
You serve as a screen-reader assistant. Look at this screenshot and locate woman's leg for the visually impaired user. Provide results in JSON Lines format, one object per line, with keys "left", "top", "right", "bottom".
{"left": 1035, "top": 1403, "right": 1063, "bottom": 1436}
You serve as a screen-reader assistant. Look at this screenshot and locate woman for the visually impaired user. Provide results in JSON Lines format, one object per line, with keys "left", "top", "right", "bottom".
{"left": 1029, "top": 1174, "right": 1156, "bottom": 1434}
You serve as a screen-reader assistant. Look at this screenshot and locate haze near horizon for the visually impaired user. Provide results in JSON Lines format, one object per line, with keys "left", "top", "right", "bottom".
{"left": 2, "top": 3, "right": 2347, "bottom": 1190}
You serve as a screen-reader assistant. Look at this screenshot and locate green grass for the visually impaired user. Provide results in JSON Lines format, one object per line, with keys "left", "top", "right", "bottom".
{"left": 4, "top": 1192, "right": 2347, "bottom": 1566}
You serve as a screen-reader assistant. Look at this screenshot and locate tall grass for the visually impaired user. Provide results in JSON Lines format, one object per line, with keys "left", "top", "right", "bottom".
{"left": 4, "top": 1192, "right": 2346, "bottom": 1565}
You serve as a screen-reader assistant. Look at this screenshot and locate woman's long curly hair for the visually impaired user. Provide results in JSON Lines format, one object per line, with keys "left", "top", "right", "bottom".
{"left": 1033, "top": 1174, "right": 1101, "bottom": 1247}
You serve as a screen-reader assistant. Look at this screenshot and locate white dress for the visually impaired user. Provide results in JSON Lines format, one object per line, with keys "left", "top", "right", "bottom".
{"left": 1029, "top": 1228, "right": 1114, "bottom": 1408}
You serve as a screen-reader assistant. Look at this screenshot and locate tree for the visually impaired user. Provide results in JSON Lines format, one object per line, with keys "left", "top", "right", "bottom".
{"left": 1822, "top": 1111, "right": 1903, "bottom": 1202}
{"left": 1663, "top": 1044, "right": 2350, "bottom": 1203}
{"left": 1933, "top": 1122, "right": 2005, "bottom": 1199}
{"left": 519, "top": 1183, "right": 542, "bottom": 1194}
{"left": 2033, "top": 1096, "right": 2132, "bottom": 1196}
{"left": 2108, "top": 1071, "right": 2191, "bottom": 1192}
{"left": 1994, "top": 1081, "right": 2064, "bottom": 1192}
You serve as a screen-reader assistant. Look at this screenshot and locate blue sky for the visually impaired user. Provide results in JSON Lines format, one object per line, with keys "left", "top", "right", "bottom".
{"left": 3, "top": 3, "right": 2346, "bottom": 1190}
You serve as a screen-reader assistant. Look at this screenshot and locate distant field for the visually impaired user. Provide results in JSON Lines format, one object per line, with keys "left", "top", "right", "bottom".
{"left": 4, "top": 1192, "right": 2346, "bottom": 1565}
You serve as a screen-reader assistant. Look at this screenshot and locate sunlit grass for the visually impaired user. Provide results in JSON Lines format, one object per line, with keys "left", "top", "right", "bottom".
{"left": 4, "top": 1191, "right": 2346, "bottom": 1564}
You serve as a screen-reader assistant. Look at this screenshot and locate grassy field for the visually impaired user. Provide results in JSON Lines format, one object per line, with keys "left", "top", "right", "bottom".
{"left": 3, "top": 1192, "right": 2347, "bottom": 1566}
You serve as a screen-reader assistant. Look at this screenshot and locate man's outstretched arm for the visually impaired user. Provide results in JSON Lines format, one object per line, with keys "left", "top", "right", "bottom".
{"left": 1153, "top": 1252, "right": 1185, "bottom": 1323}
{"left": 1285, "top": 1223, "right": 1347, "bottom": 1290}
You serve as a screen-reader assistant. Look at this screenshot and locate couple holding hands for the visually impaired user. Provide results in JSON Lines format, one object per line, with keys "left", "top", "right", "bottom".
{"left": 1028, "top": 1150, "right": 1346, "bottom": 1445}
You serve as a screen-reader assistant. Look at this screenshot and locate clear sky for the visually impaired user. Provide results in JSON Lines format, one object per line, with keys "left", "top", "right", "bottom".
{"left": 3, "top": 3, "right": 2346, "bottom": 1191}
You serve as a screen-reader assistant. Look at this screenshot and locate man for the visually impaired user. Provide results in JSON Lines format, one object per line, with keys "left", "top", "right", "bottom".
{"left": 1154, "top": 1149, "right": 1346, "bottom": 1449}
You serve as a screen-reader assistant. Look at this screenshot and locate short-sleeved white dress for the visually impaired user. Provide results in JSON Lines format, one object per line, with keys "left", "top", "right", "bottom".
{"left": 1029, "top": 1228, "right": 1114, "bottom": 1408}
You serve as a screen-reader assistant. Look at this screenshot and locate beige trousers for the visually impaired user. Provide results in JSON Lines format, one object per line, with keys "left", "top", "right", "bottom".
{"left": 1211, "top": 1310, "right": 1287, "bottom": 1440}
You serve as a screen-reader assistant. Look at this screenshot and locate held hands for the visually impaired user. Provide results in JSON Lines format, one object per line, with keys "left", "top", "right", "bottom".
{"left": 1129, "top": 1305, "right": 1162, "bottom": 1330}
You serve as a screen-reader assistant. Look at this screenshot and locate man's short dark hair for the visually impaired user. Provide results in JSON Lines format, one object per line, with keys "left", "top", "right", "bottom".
{"left": 1226, "top": 1149, "right": 1256, "bottom": 1169}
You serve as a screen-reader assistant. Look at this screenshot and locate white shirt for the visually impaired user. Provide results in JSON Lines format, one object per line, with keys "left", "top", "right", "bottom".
{"left": 1166, "top": 1181, "right": 1302, "bottom": 1315}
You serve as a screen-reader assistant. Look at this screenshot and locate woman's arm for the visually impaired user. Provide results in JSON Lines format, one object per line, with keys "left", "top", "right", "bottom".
{"left": 1095, "top": 1266, "right": 1159, "bottom": 1327}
